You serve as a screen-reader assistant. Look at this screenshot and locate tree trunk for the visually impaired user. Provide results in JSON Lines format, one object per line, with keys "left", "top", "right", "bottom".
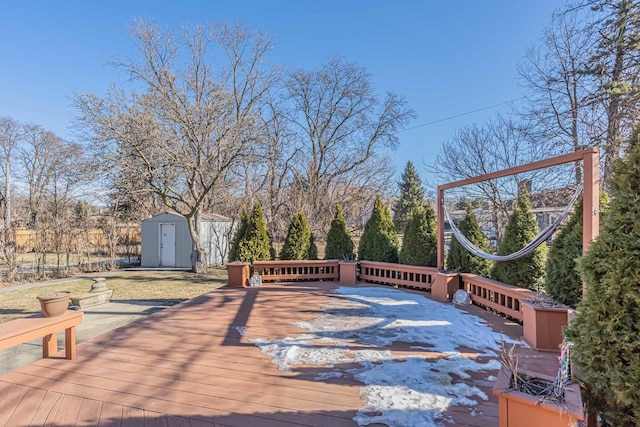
{"left": 187, "top": 213, "right": 207, "bottom": 273}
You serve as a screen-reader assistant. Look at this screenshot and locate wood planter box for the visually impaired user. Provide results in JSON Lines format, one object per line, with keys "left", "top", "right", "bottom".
{"left": 338, "top": 261, "right": 358, "bottom": 285}
{"left": 227, "top": 262, "right": 250, "bottom": 287}
{"left": 493, "top": 366, "right": 583, "bottom": 427}
{"left": 522, "top": 300, "right": 571, "bottom": 352}
{"left": 431, "top": 272, "right": 460, "bottom": 301}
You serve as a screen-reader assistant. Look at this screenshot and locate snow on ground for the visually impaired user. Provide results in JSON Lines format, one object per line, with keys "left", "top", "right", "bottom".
{"left": 248, "top": 286, "right": 519, "bottom": 426}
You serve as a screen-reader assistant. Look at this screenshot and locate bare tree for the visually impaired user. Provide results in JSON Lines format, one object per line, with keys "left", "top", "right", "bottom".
{"left": 75, "top": 20, "right": 277, "bottom": 272}
{"left": 0, "top": 116, "right": 22, "bottom": 282}
{"left": 284, "top": 57, "right": 415, "bottom": 235}
{"left": 585, "top": 0, "right": 640, "bottom": 183}
{"left": 426, "top": 117, "right": 562, "bottom": 242}
{"left": 518, "top": 10, "right": 602, "bottom": 184}
{"left": 16, "top": 124, "right": 70, "bottom": 228}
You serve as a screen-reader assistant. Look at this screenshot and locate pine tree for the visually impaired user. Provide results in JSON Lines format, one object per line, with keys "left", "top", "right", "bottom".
{"left": 358, "top": 196, "right": 399, "bottom": 262}
{"left": 446, "top": 204, "right": 493, "bottom": 276}
{"left": 325, "top": 205, "right": 355, "bottom": 260}
{"left": 565, "top": 129, "right": 640, "bottom": 425}
{"left": 237, "top": 203, "right": 273, "bottom": 262}
{"left": 491, "top": 188, "right": 547, "bottom": 290}
{"left": 545, "top": 199, "right": 583, "bottom": 306}
{"left": 307, "top": 233, "right": 318, "bottom": 260}
{"left": 280, "top": 212, "right": 312, "bottom": 260}
{"left": 399, "top": 205, "right": 437, "bottom": 266}
{"left": 228, "top": 207, "right": 249, "bottom": 262}
{"left": 393, "top": 161, "right": 426, "bottom": 232}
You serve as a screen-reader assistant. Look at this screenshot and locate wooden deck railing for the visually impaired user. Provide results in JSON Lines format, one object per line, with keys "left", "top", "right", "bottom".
{"left": 359, "top": 260, "right": 437, "bottom": 291}
{"left": 253, "top": 260, "right": 340, "bottom": 282}
{"left": 460, "top": 273, "right": 537, "bottom": 321}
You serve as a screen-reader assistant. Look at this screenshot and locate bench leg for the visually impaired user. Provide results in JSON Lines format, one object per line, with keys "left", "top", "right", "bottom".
{"left": 65, "top": 326, "right": 76, "bottom": 360}
{"left": 42, "top": 333, "right": 57, "bottom": 358}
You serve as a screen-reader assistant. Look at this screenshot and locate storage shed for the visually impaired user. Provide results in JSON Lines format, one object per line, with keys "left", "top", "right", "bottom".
{"left": 141, "top": 212, "right": 233, "bottom": 268}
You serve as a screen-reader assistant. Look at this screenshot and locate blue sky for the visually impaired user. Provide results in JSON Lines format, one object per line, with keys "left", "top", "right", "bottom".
{"left": 0, "top": 1, "right": 560, "bottom": 182}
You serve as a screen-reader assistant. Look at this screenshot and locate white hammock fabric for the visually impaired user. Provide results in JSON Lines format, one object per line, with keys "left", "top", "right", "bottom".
{"left": 443, "top": 184, "right": 583, "bottom": 262}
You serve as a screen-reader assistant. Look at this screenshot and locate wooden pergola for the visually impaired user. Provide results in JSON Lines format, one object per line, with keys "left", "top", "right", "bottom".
{"left": 436, "top": 148, "right": 600, "bottom": 294}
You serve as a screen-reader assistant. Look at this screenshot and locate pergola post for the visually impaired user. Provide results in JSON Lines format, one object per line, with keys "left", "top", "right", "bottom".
{"left": 437, "top": 187, "right": 446, "bottom": 270}
{"left": 582, "top": 150, "right": 600, "bottom": 294}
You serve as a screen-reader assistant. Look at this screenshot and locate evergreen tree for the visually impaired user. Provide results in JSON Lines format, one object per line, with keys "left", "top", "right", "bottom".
{"left": 358, "top": 196, "right": 399, "bottom": 262}
{"left": 280, "top": 212, "right": 312, "bottom": 260}
{"left": 228, "top": 207, "right": 249, "bottom": 262}
{"left": 325, "top": 205, "right": 355, "bottom": 260}
{"left": 491, "top": 188, "right": 547, "bottom": 290}
{"left": 545, "top": 199, "right": 583, "bottom": 306}
{"left": 565, "top": 129, "right": 640, "bottom": 425}
{"left": 237, "top": 202, "right": 273, "bottom": 262}
{"left": 399, "top": 205, "right": 437, "bottom": 266}
{"left": 446, "top": 204, "right": 493, "bottom": 276}
{"left": 393, "top": 161, "right": 426, "bottom": 232}
{"left": 307, "top": 233, "right": 318, "bottom": 260}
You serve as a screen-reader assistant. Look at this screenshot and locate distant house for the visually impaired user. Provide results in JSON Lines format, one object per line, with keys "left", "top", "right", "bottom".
{"left": 141, "top": 212, "right": 233, "bottom": 268}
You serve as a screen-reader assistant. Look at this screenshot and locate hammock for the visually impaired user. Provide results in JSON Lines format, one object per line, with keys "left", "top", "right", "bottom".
{"left": 443, "top": 184, "right": 583, "bottom": 262}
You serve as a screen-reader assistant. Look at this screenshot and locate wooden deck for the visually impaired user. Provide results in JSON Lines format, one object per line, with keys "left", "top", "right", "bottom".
{"left": 0, "top": 281, "right": 559, "bottom": 426}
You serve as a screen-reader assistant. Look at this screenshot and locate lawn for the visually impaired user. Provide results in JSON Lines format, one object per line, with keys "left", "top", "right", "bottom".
{"left": 0, "top": 268, "right": 228, "bottom": 324}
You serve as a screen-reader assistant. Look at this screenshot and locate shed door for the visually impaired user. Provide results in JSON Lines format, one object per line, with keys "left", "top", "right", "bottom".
{"left": 160, "top": 223, "right": 176, "bottom": 267}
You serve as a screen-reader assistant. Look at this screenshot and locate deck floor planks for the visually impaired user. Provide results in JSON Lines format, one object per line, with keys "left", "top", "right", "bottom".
{"left": 0, "top": 281, "right": 561, "bottom": 426}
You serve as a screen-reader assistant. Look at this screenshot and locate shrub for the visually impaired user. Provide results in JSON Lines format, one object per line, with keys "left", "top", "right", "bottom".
{"left": 228, "top": 207, "right": 249, "bottom": 262}
{"left": 446, "top": 204, "right": 493, "bottom": 276}
{"left": 393, "top": 161, "right": 426, "bottom": 232}
{"left": 280, "top": 212, "right": 312, "bottom": 260}
{"left": 399, "top": 205, "right": 437, "bottom": 266}
{"left": 358, "top": 196, "right": 399, "bottom": 262}
{"left": 237, "top": 203, "right": 273, "bottom": 262}
{"left": 545, "top": 199, "right": 583, "bottom": 306}
{"left": 325, "top": 205, "right": 355, "bottom": 260}
{"left": 565, "top": 129, "right": 640, "bottom": 425}
{"left": 490, "top": 187, "right": 547, "bottom": 290}
{"left": 307, "top": 233, "right": 318, "bottom": 260}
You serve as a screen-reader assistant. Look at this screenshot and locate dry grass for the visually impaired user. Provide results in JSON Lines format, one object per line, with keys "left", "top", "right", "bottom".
{"left": 0, "top": 268, "right": 228, "bottom": 324}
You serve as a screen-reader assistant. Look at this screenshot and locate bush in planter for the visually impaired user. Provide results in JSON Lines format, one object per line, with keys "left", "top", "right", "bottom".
{"left": 545, "top": 198, "right": 583, "bottom": 306}
{"left": 446, "top": 204, "right": 493, "bottom": 276}
{"left": 228, "top": 207, "right": 249, "bottom": 262}
{"left": 281, "top": 212, "right": 313, "bottom": 260}
{"left": 358, "top": 196, "right": 399, "bottom": 262}
{"left": 565, "top": 129, "right": 640, "bottom": 425}
{"left": 393, "top": 161, "right": 426, "bottom": 232}
{"left": 399, "top": 205, "right": 437, "bottom": 266}
{"left": 237, "top": 202, "right": 273, "bottom": 262}
{"left": 325, "top": 204, "right": 355, "bottom": 260}
{"left": 491, "top": 188, "right": 547, "bottom": 291}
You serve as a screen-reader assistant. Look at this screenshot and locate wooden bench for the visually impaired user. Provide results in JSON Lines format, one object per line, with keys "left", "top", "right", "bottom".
{"left": 0, "top": 310, "right": 83, "bottom": 360}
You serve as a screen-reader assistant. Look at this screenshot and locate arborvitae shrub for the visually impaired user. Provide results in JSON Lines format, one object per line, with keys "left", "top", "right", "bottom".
{"left": 307, "top": 233, "right": 318, "bottom": 260}
{"left": 545, "top": 199, "right": 583, "bottom": 306}
{"left": 565, "top": 129, "right": 640, "bottom": 425}
{"left": 228, "top": 207, "right": 249, "bottom": 262}
{"left": 280, "top": 212, "right": 312, "bottom": 260}
{"left": 393, "top": 161, "right": 426, "bottom": 232}
{"left": 399, "top": 205, "right": 437, "bottom": 266}
{"left": 358, "top": 196, "right": 399, "bottom": 262}
{"left": 237, "top": 202, "right": 273, "bottom": 262}
{"left": 491, "top": 188, "right": 547, "bottom": 290}
{"left": 446, "top": 204, "right": 493, "bottom": 276}
{"left": 325, "top": 205, "right": 355, "bottom": 260}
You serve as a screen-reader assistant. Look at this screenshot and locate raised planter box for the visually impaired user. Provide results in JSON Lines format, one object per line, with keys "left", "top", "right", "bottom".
{"left": 431, "top": 272, "right": 460, "bottom": 301}
{"left": 227, "top": 262, "right": 250, "bottom": 287}
{"left": 522, "top": 300, "right": 571, "bottom": 352}
{"left": 493, "top": 365, "right": 583, "bottom": 427}
{"left": 338, "top": 261, "right": 358, "bottom": 285}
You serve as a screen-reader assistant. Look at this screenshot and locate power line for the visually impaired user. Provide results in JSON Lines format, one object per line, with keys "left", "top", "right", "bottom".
{"left": 402, "top": 97, "right": 525, "bottom": 132}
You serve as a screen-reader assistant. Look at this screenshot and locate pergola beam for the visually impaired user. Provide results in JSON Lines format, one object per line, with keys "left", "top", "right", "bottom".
{"left": 436, "top": 148, "right": 600, "bottom": 292}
